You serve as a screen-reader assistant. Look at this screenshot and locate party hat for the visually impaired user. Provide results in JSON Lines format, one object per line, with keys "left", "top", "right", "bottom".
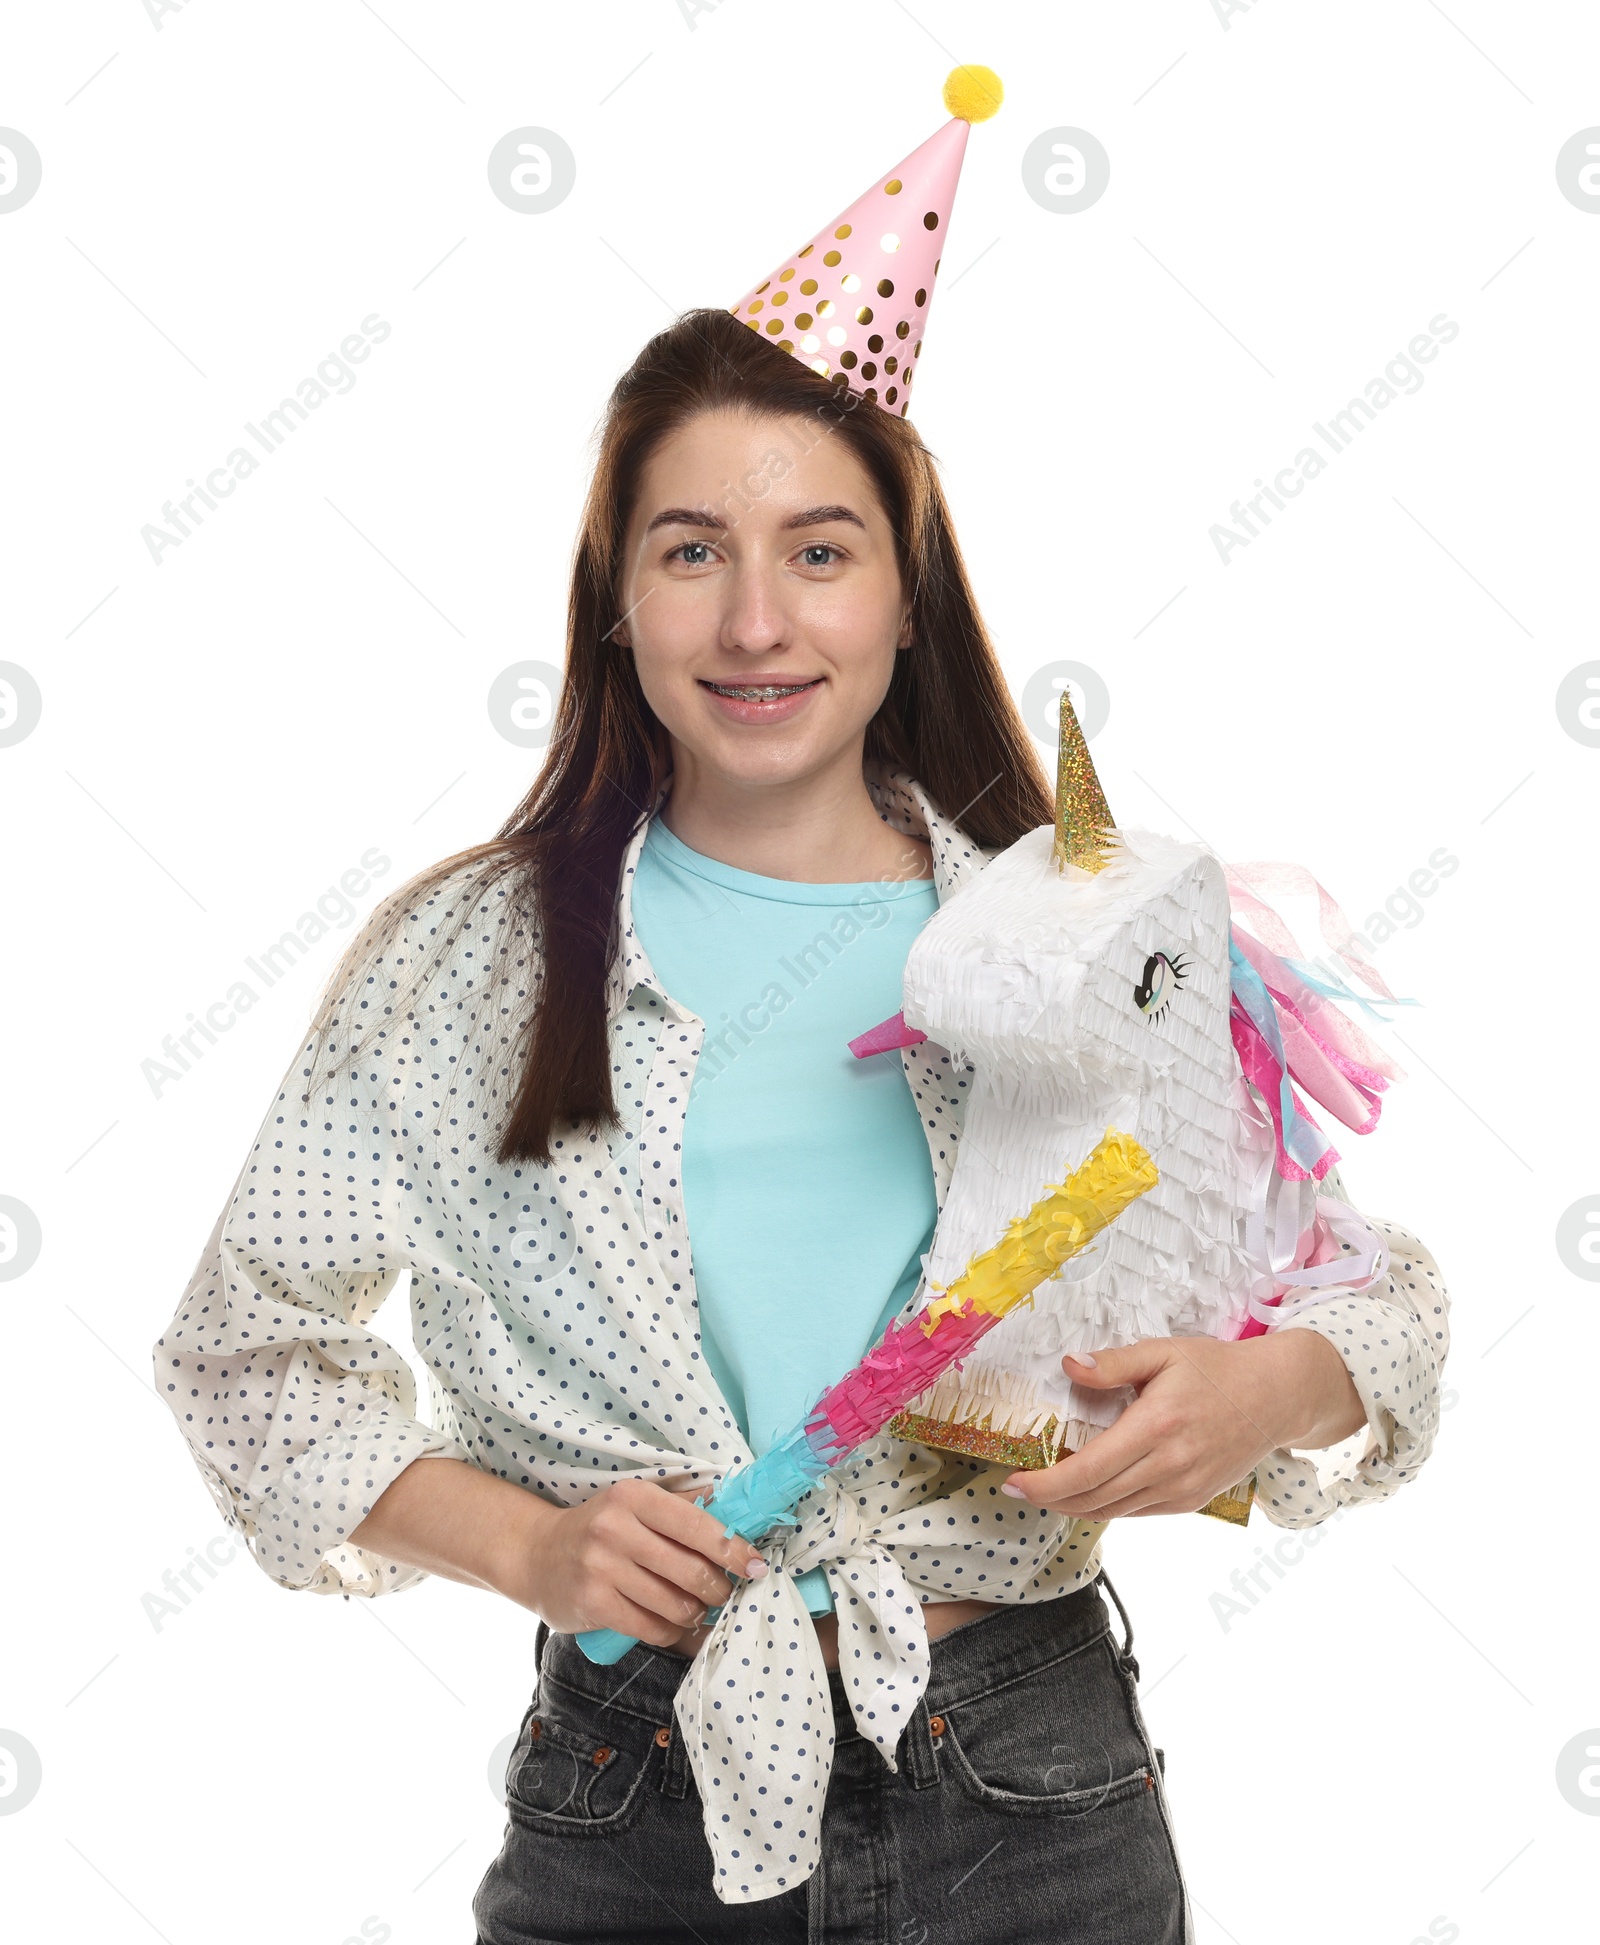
{"left": 1053, "top": 687, "right": 1116, "bottom": 873}
{"left": 728, "top": 65, "right": 1002, "bottom": 417}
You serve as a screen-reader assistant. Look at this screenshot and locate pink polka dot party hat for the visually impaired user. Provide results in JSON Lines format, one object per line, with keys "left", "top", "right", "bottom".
{"left": 728, "top": 64, "right": 1002, "bottom": 417}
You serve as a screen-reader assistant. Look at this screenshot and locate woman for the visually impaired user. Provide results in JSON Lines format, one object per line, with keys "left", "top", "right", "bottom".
{"left": 152, "top": 306, "right": 1448, "bottom": 1941}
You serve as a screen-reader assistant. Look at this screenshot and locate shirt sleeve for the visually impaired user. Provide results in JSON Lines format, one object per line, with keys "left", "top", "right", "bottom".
{"left": 1251, "top": 1164, "right": 1451, "bottom": 1528}
{"left": 151, "top": 869, "right": 488, "bottom": 1598}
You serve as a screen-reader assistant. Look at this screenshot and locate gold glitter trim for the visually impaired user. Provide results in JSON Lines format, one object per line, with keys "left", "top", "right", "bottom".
{"left": 1053, "top": 687, "right": 1115, "bottom": 873}
{"left": 1197, "top": 1477, "right": 1256, "bottom": 1525}
{"left": 888, "top": 1409, "right": 1060, "bottom": 1470}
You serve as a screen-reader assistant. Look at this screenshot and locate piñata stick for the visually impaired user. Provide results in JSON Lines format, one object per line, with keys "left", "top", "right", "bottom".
{"left": 576, "top": 1128, "right": 1157, "bottom": 1665}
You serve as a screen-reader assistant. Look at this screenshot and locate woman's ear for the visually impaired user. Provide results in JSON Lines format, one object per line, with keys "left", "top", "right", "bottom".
{"left": 896, "top": 607, "right": 914, "bottom": 650}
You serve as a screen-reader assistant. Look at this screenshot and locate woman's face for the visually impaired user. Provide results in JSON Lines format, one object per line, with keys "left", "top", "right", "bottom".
{"left": 613, "top": 407, "right": 911, "bottom": 792}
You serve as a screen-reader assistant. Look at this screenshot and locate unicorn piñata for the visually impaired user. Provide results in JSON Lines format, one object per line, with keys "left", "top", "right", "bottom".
{"left": 850, "top": 691, "right": 1410, "bottom": 1523}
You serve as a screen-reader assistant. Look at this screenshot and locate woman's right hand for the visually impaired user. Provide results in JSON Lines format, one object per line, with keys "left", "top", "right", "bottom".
{"left": 505, "top": 1477, "right": 768, "bottom": 1647}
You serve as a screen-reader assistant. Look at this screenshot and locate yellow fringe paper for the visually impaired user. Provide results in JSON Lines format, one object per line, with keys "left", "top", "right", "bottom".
{"left": 917, "top": 1128, "right": 1159, "bottom": 1336}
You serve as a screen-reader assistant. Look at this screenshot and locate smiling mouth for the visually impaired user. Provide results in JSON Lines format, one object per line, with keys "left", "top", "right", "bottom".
{"left": 698, "top": 677, "right": 824, "bottom": 700}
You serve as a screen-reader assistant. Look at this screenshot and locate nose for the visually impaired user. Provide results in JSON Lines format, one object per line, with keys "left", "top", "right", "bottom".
{"left": 719, "top": 554, "right": 790, "bottom": 659}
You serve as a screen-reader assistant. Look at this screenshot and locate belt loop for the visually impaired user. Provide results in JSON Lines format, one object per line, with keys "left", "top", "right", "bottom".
{"left": 1095, "top": 1567, "right": 1138, "bottom": 1676}
{"left": 532, "top": 1615, "right": 549, "bottom": 1701}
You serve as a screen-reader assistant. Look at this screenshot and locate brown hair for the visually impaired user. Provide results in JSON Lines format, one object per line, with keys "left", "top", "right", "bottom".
{"left": 308, "top": 308, "right": 1051, "bottom": 1162}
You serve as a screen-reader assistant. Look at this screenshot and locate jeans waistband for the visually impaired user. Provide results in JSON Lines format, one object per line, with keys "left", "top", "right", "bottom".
{"left": 530, "top": 1571, "right": 1124, "bottom": 1785}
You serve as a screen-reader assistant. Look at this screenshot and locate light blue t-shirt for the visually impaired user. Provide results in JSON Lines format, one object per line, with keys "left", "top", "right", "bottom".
{"left": 630, "top": 815, "right": 941, "bottom": 1617}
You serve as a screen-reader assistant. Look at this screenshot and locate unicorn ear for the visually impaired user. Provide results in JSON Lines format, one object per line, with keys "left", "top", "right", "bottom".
{"left": 1052, "top": 686, "right": 1116, "bottom": 873}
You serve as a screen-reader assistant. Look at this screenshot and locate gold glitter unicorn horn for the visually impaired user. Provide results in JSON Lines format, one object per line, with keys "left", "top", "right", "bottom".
{"left": 1052, "top": 685, "right": 1116, "bottom": 872}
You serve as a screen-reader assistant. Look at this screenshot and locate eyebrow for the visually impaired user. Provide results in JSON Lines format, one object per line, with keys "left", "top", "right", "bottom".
{"left": 642, "top": 503, "right": 868, "bottom": 536}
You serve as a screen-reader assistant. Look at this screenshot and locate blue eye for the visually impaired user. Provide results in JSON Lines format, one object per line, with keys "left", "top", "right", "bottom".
{"left": 798, "top": 543, "right": 842, "bottom": 567}
{"left": 1134, "top": 951, "right": 1187, "bottom": 1021}
{"left": 672, "top": 541, "right": 715, "bottom": 566}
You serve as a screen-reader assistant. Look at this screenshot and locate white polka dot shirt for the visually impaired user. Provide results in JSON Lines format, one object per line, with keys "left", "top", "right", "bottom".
{"left": 152, "top": 761, "right": 1451, "bottom": 1905}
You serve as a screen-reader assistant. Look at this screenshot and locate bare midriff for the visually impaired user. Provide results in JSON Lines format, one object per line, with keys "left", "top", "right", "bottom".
{"left": 657, "top": 1594, "right": 1007, "bottom": 1669}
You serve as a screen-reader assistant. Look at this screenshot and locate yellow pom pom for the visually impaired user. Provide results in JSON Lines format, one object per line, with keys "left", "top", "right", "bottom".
{"left": 943, "top": 65, "right": 1003, "bottom": 123}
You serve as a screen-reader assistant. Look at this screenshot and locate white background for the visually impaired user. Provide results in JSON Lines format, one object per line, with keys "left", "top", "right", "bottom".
{"left": 4, "top": 3, "right": 1597, "bottom": 1940}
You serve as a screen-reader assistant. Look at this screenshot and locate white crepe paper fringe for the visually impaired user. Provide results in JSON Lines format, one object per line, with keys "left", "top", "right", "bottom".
{"left": 901, "top": 825, "right": 1271, "bottom": 1449}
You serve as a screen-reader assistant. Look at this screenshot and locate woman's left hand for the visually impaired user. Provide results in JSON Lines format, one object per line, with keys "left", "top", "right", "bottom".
{"left": 999, "top": 1330, "right": 1370, "bottom": 1520}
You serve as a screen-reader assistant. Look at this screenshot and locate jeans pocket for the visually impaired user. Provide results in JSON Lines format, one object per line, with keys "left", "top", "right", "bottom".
{"left": 504, "top": 1685, "right": 657, "bottom": 1837}
{"left": 937, "top": 1631, "right": 1156, "bottom": 1817}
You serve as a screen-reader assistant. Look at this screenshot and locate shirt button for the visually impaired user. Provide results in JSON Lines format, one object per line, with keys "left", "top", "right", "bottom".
{"left": 928, "top": 1715, "right": 945, "bottom": 1737}
{"left": 593, "top": 1746, "right": 612, "bottom": 1765}
{"left": 654, "top": 1726, "right": 672, "bottom": 1747}
{"left": 530, "top": 1721, "right": 541, "bottom": 1740}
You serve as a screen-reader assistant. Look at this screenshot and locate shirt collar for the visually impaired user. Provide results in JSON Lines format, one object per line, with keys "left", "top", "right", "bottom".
{"left": 605, "top": 759, "right": 991, "bottom": 1024}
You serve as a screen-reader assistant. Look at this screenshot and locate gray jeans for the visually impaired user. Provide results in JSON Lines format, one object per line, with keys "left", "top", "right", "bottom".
{"left": 473, "top": 1571, "right": 1190, "bottom": 1944}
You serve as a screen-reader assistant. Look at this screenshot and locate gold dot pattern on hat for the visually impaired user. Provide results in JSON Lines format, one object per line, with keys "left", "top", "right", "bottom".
{"left": 823, "top": 249, "right": 841, "bottom": 266}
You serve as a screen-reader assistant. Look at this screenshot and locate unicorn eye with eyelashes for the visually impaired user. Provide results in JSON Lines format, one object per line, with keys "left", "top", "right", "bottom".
{"left": 1133, "top": 950, "right": 1187, "bottom": 1021}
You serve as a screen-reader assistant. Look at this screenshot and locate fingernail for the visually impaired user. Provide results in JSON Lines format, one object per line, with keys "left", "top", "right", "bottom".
{"left": 745, "top": 1559, "right": 767, "bottom": 1577}
{"left": 1000, "top": 1482, "right": 1027, "bottom": 1498}
{"left": 1066, "top": 1351, "right": 1097, "bottom": 1368}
